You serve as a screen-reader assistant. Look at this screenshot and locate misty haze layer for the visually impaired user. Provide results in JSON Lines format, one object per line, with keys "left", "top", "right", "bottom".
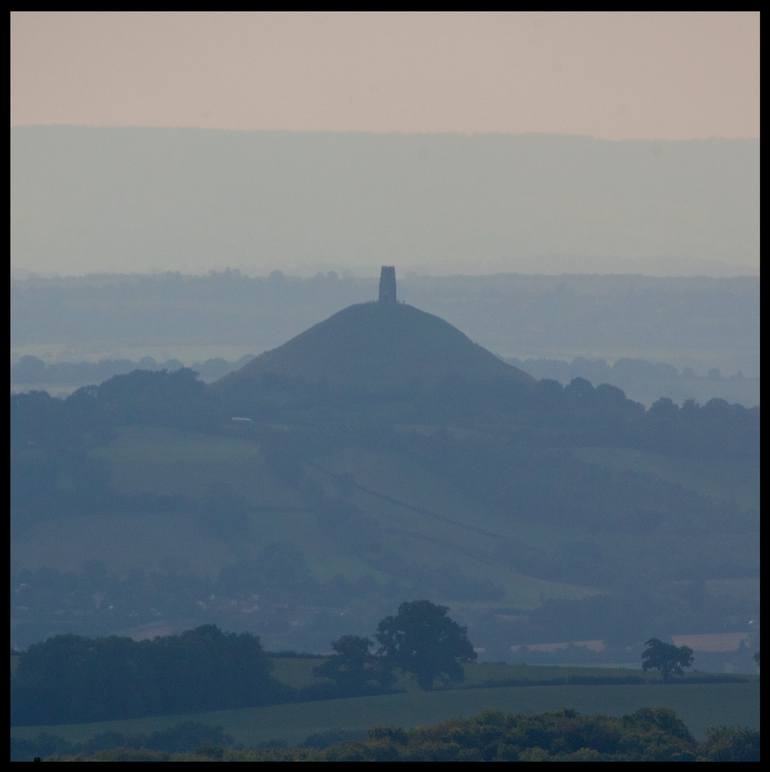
{"left": 11, "top": 127, "right": 758, "bottom": 277}
{"left": 11, "top": 272, "right": 759, "bottom": 376}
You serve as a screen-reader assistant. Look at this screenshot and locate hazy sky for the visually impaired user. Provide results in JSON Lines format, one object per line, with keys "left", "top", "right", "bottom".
{"left": 11, "top": 11, "right": 758, "bottom": 139}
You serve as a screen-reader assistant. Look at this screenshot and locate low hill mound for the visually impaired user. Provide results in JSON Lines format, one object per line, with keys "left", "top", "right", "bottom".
{"left": 216, "top": 302, "right": 533, "bottom": 395}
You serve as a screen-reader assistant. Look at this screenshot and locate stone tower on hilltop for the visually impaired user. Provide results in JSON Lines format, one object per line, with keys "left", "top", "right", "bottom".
{"left": 379, "top": 266, "right": 397, "bottom": 303}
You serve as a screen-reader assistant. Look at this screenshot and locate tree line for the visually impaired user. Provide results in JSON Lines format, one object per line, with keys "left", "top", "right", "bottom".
{"left": 11, "top": 601, "right": 474, "bottom": 726}
{"left": 11, "top": 625, "right": 287, "bottom": 726}
{"left": 12, "top": 366, "right": 759, "bottom": 460}
{"left": 314, "top": 600, "right": 476, "bottom": 694}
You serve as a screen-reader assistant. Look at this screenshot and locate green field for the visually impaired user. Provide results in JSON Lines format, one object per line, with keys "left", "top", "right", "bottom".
{"left": 573, "top": 446, "right": 759, "bottom": 511}
{"left": 12, "top": 679, "right": 758, "bottom": 745}
{"left": 269, "top": 657, "right": 326, "bottom": 689}
{"left": 10, "top": 654, "right": 732, "bottom": 693}
{"left": 268, "top": 659, "right": 667, "bottom": 693}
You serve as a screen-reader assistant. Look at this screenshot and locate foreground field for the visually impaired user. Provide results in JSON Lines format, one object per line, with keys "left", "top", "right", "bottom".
{"left": 12, "top": 679, "right": 758, "bottom": 745}
{"left": 268, "top": 658, "right": 712, "bottom": 692}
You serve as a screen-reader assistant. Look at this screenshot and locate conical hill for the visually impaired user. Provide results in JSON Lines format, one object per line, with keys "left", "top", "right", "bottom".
{"left": 216, "top": 301, "right": 533, "bottom": 395}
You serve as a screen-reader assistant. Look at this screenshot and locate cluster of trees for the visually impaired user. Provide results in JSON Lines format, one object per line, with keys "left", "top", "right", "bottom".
{"left": 11, "top": 354, "right": 254, "bottom": 387}
{"left": 13, "top": 351, "right": 758, "bottom": 409}
{"left": 515, "top": 378, "right": 758, "bottom": 459}
{"left": 11, "top": 625, "right": 288, "bottom": 726}
{"left": 316, "top": 622, "right": 696, "bottom": 691}
{"left": 641, "top": 638, "right": 694, "bottom": 682}
{"left": 254, "top": 709, "right": 759, "bottom": 762}
{"left": 34, "top": 710, "right": 760, "bottom": 762}
{"left": 511, "top": 355, "right": 750, "bottom": 386}
{"left": 315, "top": 600, "right": 477, "bottom": 694}
{"left": 11, "top": 602, "right": 475, "bottom": 726}
{"left": 508, "top": 355, "right": 758, "bottom": 408}
{"left": 11, "top": 722, "right": 234, "bottom": 762}
{"left": 11, "top": 361, "right": 759, "bottom": 462}
{"left": 11, "top": 369, "right": 218, "bottom": 447}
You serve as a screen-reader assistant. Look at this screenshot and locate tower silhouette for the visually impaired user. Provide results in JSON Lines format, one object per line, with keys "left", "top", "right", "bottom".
{"left": 378, "top": 266, "right": 396, "bottom": 303}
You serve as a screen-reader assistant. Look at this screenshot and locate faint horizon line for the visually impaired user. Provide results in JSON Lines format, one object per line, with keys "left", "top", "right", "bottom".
{"left": 9, "top": 122, "right": 761, "bottom": 143}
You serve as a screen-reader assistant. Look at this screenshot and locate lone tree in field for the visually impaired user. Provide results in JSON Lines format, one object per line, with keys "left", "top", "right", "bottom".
{"left": 313, "top": 635, "right": 394, "bottom": 695}
{"left": 375, "top": 600, "right": 477, "bottom": 690}
{"left": 641, "top": 638, "right": 694, "bottom": 682}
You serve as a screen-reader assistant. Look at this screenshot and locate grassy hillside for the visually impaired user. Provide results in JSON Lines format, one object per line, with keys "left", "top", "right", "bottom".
{"left": 12, "top": 415, "right": 758, "bottom": 648}
{"left": 13, "top": 424, "right": 591, "bottom": 608}
{"left": 11, "top": 679, "right": 759, "bottom": 744}
{"left": 91, "top": 426, "right": 297, "bottom": 505}
{"left": 573, "top": 447, "right": 759, "bottom": 511}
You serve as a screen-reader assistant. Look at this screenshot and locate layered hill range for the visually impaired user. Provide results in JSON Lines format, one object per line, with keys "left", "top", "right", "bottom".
{"left": 217, "top": 268, "right": 533, "bottom": 396}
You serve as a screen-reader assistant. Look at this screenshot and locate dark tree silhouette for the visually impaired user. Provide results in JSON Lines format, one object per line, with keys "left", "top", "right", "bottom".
{"left": 641, "top": 638, "right": 694, "bottom": 682}
{"left": 313, "top": 635, "right": 393, "bottom": 695}
{"left": 11, "top": 625, "right": 283, "bottom": 725}
{"left": 375, "top": 600, "right": 477, "bottom": 690}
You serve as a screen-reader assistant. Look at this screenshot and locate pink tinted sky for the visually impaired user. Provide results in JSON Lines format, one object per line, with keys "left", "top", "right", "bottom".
{"left": 11, "top": 11, "right": 758, "bottom": 139}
